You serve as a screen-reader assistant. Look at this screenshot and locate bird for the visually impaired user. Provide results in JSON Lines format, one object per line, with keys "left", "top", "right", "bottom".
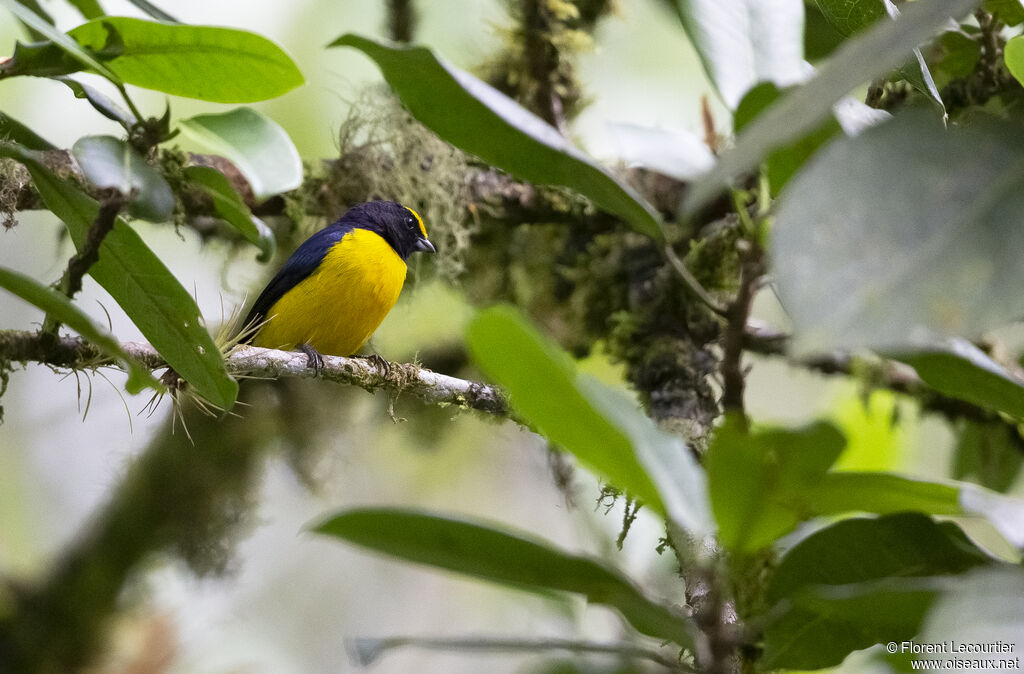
{"left": 242, "top": 200, "right": 435, "bottom": 371}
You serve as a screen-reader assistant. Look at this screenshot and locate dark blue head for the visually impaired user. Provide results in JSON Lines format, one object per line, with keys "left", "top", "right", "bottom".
{"left": 340, "top": 201, "right": 435, "bottom": 261}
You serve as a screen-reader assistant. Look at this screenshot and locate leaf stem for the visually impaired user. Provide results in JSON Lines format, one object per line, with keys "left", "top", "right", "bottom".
{"left": 663, "top": 244, "right": 729, "bottom": 317}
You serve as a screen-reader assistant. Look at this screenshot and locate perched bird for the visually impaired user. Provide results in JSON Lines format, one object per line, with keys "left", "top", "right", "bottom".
{"left": 242, "top": 200, "right": 435, "bottom": 370}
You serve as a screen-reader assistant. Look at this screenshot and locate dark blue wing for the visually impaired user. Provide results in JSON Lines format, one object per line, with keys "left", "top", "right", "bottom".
{"left": 242, "top": 222, "right": 355, "bottom": 338}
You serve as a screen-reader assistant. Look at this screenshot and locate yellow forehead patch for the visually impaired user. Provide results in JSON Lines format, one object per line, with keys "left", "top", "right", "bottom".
{"left": 405, "top": 206, "right": 428, "bottom": 239}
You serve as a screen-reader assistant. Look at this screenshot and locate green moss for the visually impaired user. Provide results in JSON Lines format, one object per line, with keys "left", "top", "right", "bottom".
{"left": 0, "top": 158, "right": 27, "bottom": 229}
{"left": 330, "top": 89, "right": 473, "bottom": 282}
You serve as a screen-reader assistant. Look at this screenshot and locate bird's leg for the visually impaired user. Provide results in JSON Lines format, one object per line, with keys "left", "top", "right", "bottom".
{"left": 298, "top": 343, "right": 325, "bottom": 375}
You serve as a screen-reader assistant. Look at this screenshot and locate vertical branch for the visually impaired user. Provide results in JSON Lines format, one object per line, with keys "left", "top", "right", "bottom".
{"left": 59, "top": 193, "right": 124, "bottom": 300}
{"left": 387, "top": 0, "right": 417, "bottom": 43}
{"left": 720, "top": 254, "right": 758, "bottom": 422}
{"left": 41, "top": 192, "right": 124, "bottom": 336}
{"left": 522, "top": 0, "right": 567, "bottom": 132}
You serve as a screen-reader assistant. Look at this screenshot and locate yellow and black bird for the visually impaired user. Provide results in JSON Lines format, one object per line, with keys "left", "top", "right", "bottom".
{"left": 243, "top": 201, "right": 435, "bottom": 369}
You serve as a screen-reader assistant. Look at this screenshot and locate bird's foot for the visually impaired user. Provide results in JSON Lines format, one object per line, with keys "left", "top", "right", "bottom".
{"left": 298, "top": 343, "right": 325, "bottom": 375}
{"left": 364, "top": 353, "right": 390, "bottom": 376}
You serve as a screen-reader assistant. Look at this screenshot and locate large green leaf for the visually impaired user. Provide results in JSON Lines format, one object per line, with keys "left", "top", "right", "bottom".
{"left": 183, "top": 165, "right": 275, "bottom": 261}
{"left": 65, "top": 16, "right": 303, "bottom": 103}
{"left": 763, "top": 513, "right": 995, "bottom": 669}
{"left": 1, "top": 0, "right": 121, "bottom": 83}
{"left": 773, "top": 111, "right": 1024, "bottom": 355}
{"left": 808, "top": 472, "right": 1024, "bottom": 548}
{"left": 987, "top": 0, "right": 1024, "bottom": 25}
{"left": 0, "top": 266, "right": 160, "bottom": 394}
{"left": 314, "top": 508, "right": 693, "bottom": 647}
{"left": 0, "top": 141, "right": 237, "bottom": 409}
{"left": 178, "top": 108, "right": 302, "bottom": 200}
{"left": 683, "top": 0, "right": 983, "bottom": 213}
{"left": 72, "top": 135, "right": 174, "bottom": 222}
{"left": 898, "top": 339, "right": 1024, "bottom": 421}
{"left": 707, "top": 418, "right": 845, "bottom": 553}
{"left": 665, "top": 0, "right": 806, "bottom": 109}
{"left": 466, "top": 305, "right": 713, "bottom": 538}
{"left": 330, "top": 34, "right": 663, "bottom": 240}
{"left": 806, "top": 472, "right": 962, "bottom": 516}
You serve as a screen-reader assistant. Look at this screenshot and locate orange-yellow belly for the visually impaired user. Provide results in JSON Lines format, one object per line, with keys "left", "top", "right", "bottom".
{"left": 253, "top": 229, "right": 408, "bottom": 356}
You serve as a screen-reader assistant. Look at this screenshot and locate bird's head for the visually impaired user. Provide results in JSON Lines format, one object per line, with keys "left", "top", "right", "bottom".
{"left": 344, "top": 200, "right": 436, "bottom": 260}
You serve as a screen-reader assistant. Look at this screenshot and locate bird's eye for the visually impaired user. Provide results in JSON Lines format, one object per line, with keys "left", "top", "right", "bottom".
{"left": 405, "top": 216, "right": 416, "bottom": 229}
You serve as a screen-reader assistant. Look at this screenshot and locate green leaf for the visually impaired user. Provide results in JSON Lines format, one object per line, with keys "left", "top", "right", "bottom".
{"left": 52, "top": 76, "right": 135, "bottom": 127}
{"left": 0, "top": 112, "right": 55, "bottom": 150}
{"left": 66, "top": 16, "right": 303, "bottom": 103}
{"left": 768, "top": 514, "right": 992, "bottom": 604}
{"left": 986, "top": 0, "right": 1024, "bottom": 25}
{"left": 184, "top": 165, "right": 275, "bottom": 262}
{"left": 763, "top": 513, "right": 995, "bottom": 669}
{"left": 807, "top": 472, "right": 1024, "bottom": 548}
{"left": 814, "top": 0, "right": 885, "bottom": 36}
{"left": 314, "top": 508, "right": 694, "bottom": 647}
{"left": 931, "top": 30, "right": 982, "bottom": 81}
{"left": 683, "top": 0, "right": 982, "bottom": 213}
{"left": 804, "top": 1, "right": 847, "bottom": 60}
{"left": 1004, "top": 34, "right": 1024, "bottom": 86}
{"left": 707, "top": 413, "right": 1024, "bottom": 551}
{"left": 898, "top": 339, "right": 1024, "bottom": 421}
{"left": 466, "top": 305, "right": 713, "bottom": 537}
{"left": 330, "top": 33, "right": 663, "bottom": 240}
{"left": 774, "top": 110, "right": 1024, "bottom": 355}
{"left": 707, "top": 418, "right": 845, "bottom": 553}
{"left": 665, "top": 0, "right": 806, "bottom": 109}
{"left": 953, "top": 421, "right": 1024, "bottom": 493}
{"left": 0, "top": 141, "right": 237, "bottom": 409}
{"left": 178, "top": 108, "right": 302, "bottom": 200}
{"left": 806, "top": 472, "right": 963, "bottom": 517}
{"left": 1, "top": 0, "right": 121, "bottom": 83}
{"left": 72, "top": 135, "right": 174, "bottom": 222}
{"left": 66, "top": 0, "right": 104, "bottom": 20}
{"left": 0, "top": 266, "right": 160, "bottom": 394}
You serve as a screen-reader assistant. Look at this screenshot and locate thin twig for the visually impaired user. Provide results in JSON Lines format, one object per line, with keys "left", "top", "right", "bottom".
{"left": 350, "top": 635, "right": 690, "bottom": 671}
{"left": 42, "top": 193, "right": 125, "bottom": 336}
{"left": 59, "top": 193, "right": 124, "bottom": 300}
{"left": 720, "top": 252, "right": 760, "bottom": 423}
{"left": 663, "top": 244, "right": 729, "bottom": 317}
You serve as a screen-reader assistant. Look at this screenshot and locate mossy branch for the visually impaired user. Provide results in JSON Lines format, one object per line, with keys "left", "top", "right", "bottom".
{"left": 0, "top": 330, "right": 509, "bottom": 416}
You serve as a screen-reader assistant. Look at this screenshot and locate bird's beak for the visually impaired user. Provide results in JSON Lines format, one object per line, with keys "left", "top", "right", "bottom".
{"left": 415, "top": 238, "right": 436, "bottom": 254}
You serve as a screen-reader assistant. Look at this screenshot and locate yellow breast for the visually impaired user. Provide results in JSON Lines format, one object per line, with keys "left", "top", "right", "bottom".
{"left": 253, "top": 229, "right": 408, "bottom": 356}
